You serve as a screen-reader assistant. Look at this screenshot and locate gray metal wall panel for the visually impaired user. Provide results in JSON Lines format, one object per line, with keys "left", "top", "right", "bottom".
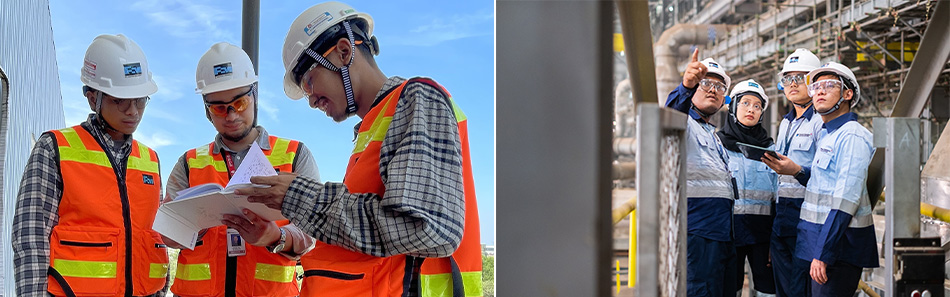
{"left": 0, "top": 0, "right": 66, "bottom": 294}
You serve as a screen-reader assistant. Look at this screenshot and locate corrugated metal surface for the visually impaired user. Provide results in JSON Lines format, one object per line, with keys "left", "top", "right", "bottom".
{"left": 0, "top": 0, "right": 65, "bottom": 295}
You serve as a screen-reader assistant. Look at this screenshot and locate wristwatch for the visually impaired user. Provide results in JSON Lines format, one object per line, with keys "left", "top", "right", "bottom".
{"left": 267, "top": 227, "right": 287, "bottom": 253}
{"left": 793, "top": 167, "right": 805, "bottom": 179}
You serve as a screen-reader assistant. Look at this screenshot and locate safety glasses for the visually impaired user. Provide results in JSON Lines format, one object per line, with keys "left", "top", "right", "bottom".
{"left": 807, "top": 80, "right": 844, "bottom": 97}
{"left": 737, "top": 100, "right": 763, "bottom": 112}
{"left": 780, "top": 74, "right": 806, "bottom": 86}
{"left": 205, "top": 85, "right": 254, "bottom": 117}
{"left": 698, "top": 79, "right": 727, "bottom": 94}
{"left": 110, "top": 97, "right": 149, "bottom": 111}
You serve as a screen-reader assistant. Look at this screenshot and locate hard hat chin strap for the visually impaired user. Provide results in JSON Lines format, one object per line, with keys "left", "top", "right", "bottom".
{"left": 303, "top": 21, "right": 359, "bottom": 116}
{"left": 817, "top": 95, "right": 846, "bottom": 116}
{"left": 93, "top": 91, "right": 126, "bottom": 137}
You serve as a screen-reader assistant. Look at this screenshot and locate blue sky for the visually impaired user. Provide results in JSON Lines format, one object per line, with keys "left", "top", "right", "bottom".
{"left": 49, "top": 1, "right": 495, "bottom": 245}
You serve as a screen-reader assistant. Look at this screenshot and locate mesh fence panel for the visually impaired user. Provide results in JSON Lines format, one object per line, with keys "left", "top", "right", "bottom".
{"left": 658, "top": 133, "right": 682, "bottom": 297}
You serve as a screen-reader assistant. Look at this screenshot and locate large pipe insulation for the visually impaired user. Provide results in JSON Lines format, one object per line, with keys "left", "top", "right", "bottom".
{"left": 613, "top": 137, "right": 637, "bottom": 156}
{"left": 653, "top": 24, "right": 732, "bottom": 102}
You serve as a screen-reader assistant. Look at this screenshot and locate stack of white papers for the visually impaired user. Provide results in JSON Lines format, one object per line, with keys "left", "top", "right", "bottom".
{"left": 152, "top": 142, "right": 285, "bottom": 249}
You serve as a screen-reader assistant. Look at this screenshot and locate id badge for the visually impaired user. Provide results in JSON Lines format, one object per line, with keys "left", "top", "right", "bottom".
{"left": 226, "top": 228, "right": 246, "bottom": 257}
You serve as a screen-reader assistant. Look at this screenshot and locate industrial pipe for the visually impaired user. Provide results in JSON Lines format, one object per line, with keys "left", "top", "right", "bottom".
{"left": 612, "top": 161, "right": 637, "bottom": 180}
{"left": 857, "top": 280, "right": 881, "bottom": 297}
{"left": 920, "top": 202, "right": 950, "bottom": 224}
{"left": 613, "top": 138, "right": 637, "bottom": 156}
{"left": 652, "top": 24, "right": 732, "bottom": 102}
{"left": 612, "top": 196, "right": 638, "bottom": 225}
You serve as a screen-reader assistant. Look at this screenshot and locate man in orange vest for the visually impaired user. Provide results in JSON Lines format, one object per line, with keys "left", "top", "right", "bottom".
{"left": 236, "top": 2, "right": 483, "bottom": 297}
{"left": 12, "top": 34, "right": 168, "bottom": 297}
{"left": 161, "top": 42, "right": 320, "bottom": 297}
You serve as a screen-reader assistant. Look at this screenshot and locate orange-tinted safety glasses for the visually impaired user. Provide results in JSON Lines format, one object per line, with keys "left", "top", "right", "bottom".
{"left": 205, "top": 85, "right": 254, "bottom": 117}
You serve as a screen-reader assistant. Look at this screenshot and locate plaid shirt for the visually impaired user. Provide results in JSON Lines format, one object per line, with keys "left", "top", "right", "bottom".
{"left": 282, "top": 76, "right": 466, "bottom": 260}
{"left": 11, "top": 114, "right": 166, "bottom": 297}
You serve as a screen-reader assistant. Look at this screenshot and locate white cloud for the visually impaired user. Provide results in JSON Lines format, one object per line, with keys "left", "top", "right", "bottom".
{"left": 397, "top": 11, "right": 493, "bottom": 47}
{"left": 152, "top": 74, "right": 187, "bottom": 102}
{"left": 134, "top": 130, "right": 176, "bottom": 149}
{"left": 257, "top": 89, "right": 280, "bottom": 124}
{"left": 131, "top": 0, "right": 237, "bottom": 41}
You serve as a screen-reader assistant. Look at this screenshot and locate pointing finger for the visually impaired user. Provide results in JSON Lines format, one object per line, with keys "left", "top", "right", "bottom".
{"left": 691, "top": 48, "right": 699, "bottom": 63}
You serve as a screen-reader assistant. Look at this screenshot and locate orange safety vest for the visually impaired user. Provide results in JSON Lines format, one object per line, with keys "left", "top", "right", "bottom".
{"left": 172, "top": 136, "right": 301, "bottom": 297}
{"left": 299, "top": 78, "right": 482, "bottom": 297}
{"left": 46, "top": 125, "right": 168, "bottom": 297}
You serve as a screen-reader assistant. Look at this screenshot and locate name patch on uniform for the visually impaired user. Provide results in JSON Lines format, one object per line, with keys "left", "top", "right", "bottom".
{"left": 795, "top": 133, "right": 812, "bottom": 137}
{"left": 819, "top": 147, "right": 833, "bottom": 153}
{"left": 143, "top": 174, "right": 154, "bottom": 185}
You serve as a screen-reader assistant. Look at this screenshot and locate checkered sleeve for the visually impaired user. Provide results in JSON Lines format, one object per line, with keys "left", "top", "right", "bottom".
{"left": 12, "top": 133, "right": 62, "bottom": 297}
{"left": 282, "top": 81, "right": 465, "bottom": 258}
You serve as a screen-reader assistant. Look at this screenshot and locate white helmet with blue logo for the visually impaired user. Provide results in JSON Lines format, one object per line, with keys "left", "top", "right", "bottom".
{"left": 80, "top": 34, "right": 157, "bottom": 98}
{"left": 781, "top": 48, "right": 821, "bottom": 75}
{"left": 281, "top": 1, "right": 374, "bottom": 100}
{"left": 729, "top": 79, "right": 769, "bottom": 111}
{"left": 701, "top": 58, "right": 731, "bottom": 89}
{"left": 195, "top": 42, "right": 258, "bottom": 95}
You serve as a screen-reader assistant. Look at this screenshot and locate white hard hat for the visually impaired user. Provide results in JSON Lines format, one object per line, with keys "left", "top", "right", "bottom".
{"left": 195, "top": 42, "right": 258, "bottom": 95}
{"left": 781, "top": 48, "right": 821, "bottom": 75}
{"left": 80, "top": 34, "right": 157, "bottom": 99}
{"left": 701, "top": 58, "right": 731, "bottom": 89}
{"left": 807, "top": 62, "right": 860, "bottom": 107}
{"left": 282, "top": 1, "right": 374, "bottom": 100}
{"left": 730, "top": 79, "right": 769, "bottom": 111}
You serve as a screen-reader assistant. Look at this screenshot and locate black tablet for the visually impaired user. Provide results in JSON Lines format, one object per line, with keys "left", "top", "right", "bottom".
{"left": 736, "top": 142, "right": 777, "bottom": 161}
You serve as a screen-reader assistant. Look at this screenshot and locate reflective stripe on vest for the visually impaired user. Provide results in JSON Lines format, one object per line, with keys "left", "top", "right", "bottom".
{"left": 173, "top": 135, "right": 300, "bottom": 297}
{"left": 420, "top": 271, "right": 483, "bottom": 297}
{"left": 48, "top": 126, "right": 166, "bottom": 296}
{"left": 301, "top": 78, "right": 482, "bottom": 297}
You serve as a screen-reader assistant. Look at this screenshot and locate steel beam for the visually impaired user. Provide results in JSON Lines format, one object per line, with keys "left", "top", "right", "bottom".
{"left": 868, "top": 0, "right": 950, "bottom": 204}
{"left": 874, "top": 117, "right": 922, "bottom": 297}
{"left": 497, "top": 1, "right": 614, "bottom": 295}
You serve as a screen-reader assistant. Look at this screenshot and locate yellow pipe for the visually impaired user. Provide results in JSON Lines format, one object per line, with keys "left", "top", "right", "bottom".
{"left": 876, "top": 190, "right": 950, "bottom": 224}
{"left": 612, "top": 197, "right": 638, "bottom": 225}
{"left": 858, "top": 280, "right": 881, "bottom": 297}
{"left": 921, "top": 202, "right": 950, "bottom": 224}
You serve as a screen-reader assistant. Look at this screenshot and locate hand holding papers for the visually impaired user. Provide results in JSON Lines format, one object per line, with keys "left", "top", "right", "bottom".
{"left": 153, "top": 142, "right": 285, "bottom": 249}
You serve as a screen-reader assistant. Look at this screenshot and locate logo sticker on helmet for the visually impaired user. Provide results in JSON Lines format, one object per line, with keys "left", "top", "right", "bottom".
{"left": 789, "top": 56, "right": 799, "bottom": 63}
{"left": 213, "top": 63, "right": 233, "bottom": 77}
{"left": 340, "top": 8, "right": 355, "bottom": 16}
{"left": 123, "top": 63, "right": 142, "bottom": 77}
{"left": 83, "top": 60, "right": 97, "bottom": 78}
{"left": 304, "top": 12, "right": 333, "bottom": 36}
{"left": 708, "top": 62, "right": 719, "bottom": 68}
{"left": 749, "top": 82, "right": 759, "bottom": 88}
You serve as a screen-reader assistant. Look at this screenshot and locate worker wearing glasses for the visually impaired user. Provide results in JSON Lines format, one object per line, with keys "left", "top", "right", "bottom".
{"left": 13, "top": 34, "right": 170, "bottom": 297}
{"left": 162, "top": 42, "right": 319, "bottom": 297}
{"left": 664, "top": 48, "right": 738, "bottom": 297}
{"left": 762, "top": 48, "right": 824, "bottom": 297}
{"left": 764, "top": 62, "right": 879, "bottom": 296}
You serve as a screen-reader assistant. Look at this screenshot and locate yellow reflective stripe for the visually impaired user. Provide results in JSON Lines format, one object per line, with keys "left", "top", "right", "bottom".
{"left": 420, "top": 271, "right": 483, "bottom": 297}
{"left": 176, "top": 263, "right": 212, "bottom": 281}
{"left": 253, "top": 263, "right": 295, "bottom": 283}
{"left": 449, "top": 98, "right": 467, "bottom": 123}
{"left": 149, "top": 263, "right": 168, "bottom": 278}
{"left": 52, "top": 259, "right": 117, "bottom": 279}
{"left": 353, "top": 116, "right": 393, "bottom": 155}
{"left": 60, "top": 128, "right": 86, "bottom": 150}
{"left": 59, "top": 147, "right": 112, "bottom": 168}
{"left": 128, "top": 142, "right": 159, "bottom": 173}
{"left": 267, "top": 138, "right": 296, "bottom": 167}
{"left": 128, "top": 156, "right": 159, "bottom": 174}
{"left": 188, "top": 146, "right": 227, "bottom": 172}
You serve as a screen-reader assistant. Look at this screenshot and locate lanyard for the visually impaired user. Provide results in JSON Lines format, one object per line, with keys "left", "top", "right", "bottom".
{"left": 222, "top": 152, "right": 237, "bottom": 178}
{"left": 781, "top": 116, "right": 809, "bottom": 156}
